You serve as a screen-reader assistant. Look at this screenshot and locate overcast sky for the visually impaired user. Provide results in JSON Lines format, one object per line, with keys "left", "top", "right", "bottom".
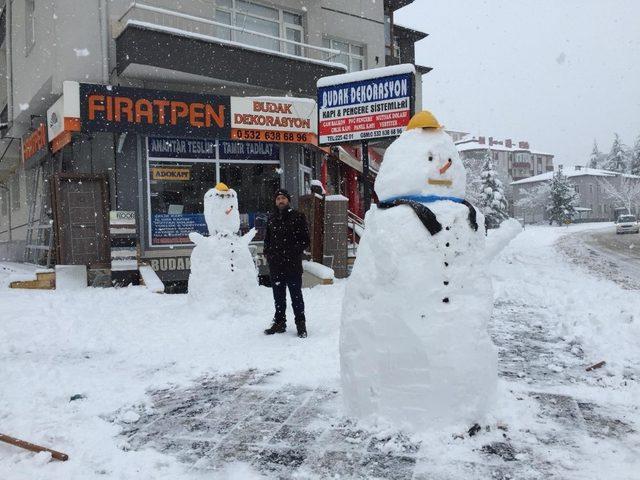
{"left": 395, "top": 0, "right": 640, "bottom": 167}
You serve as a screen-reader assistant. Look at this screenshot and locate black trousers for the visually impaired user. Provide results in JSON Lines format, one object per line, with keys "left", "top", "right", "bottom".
{"left": 271, "top": 270, "right": 305, "bottom": 322}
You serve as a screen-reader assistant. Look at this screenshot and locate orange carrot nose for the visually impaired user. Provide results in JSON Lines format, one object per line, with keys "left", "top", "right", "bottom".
{"left": 225, "top": 206, "right": 234, "bottom": 215}
{"left": 439, "top": 160, "right": 452, "bottom": 174}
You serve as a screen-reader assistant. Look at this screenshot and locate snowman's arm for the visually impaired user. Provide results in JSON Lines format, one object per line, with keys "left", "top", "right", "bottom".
{"left": 189, "top": 231, "right": 205, "bottom": 245}
{"left": 483, "top": 218, "right": 522, "bottom": 263}
{"left": 242, "top": 228, "right": 257, "bottom": 244}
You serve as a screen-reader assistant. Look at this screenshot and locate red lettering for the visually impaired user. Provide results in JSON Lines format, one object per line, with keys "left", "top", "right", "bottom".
{"left": 153, "top": 100, "right": 170, "bottom": 124}
{"left": 114, "top": 97, "right": 134, "bottom": 122}
{"left": 170, "top": 101, "right": 189, "bottom": 125}
{"left": 135, "top": 99, "right": 153, "bottom": 124}
{"left": 205, "top": 104, "right": 225, "bottom": 128}
{"left": 190, "top": 103, "right": 205, "bottom": 128}
{"left": 88, "top": 94, "right": 105, "bottom": 120}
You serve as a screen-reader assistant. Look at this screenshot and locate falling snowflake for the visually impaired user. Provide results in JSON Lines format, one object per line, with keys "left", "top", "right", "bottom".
{"left": 19, "top": 103, "right": 29, "bottom": 111}
{"left": 74, "top": 48, "right": 90, "bottom": 57}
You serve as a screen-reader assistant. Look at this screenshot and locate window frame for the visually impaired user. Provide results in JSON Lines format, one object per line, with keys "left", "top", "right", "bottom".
{"left": 145, "top": 137, "right": 282, "bottom": 248}
{"left": 322, "top": 36, "right": 366, "bottom": 72}
{"left": 215, "top": 0, "right": 305, "bottom": 56}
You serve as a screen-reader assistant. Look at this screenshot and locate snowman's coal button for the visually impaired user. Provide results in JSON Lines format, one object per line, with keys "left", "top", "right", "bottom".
{"left": 442, "top": 297, "right": 450, "bottom": 303}
{"left": 446, "top": 226, "right": 450, "bottom": 230}
{"left": 446, "top": 242, "right": 450, "bottom": 247}
{"left": 444, "top": 281, "right": 449, "bottom": 285}
{"left": 444, "top": 262, "right": 449, "bottom": 267}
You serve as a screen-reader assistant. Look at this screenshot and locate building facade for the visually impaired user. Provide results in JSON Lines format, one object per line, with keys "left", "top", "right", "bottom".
{"left": 0, "top": 0, "right": 426, "bottom": 289}
{"left": 456, "top": 135, "right": 555, "bottom": 185}
{"left": 511, "top": 166, "right": 640, "bottom": 223}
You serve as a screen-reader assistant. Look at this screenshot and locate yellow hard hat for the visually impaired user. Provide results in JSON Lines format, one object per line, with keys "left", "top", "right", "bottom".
{"left": 215, "top": 182, "right": 230, "bottom": 191}
{"left": 406, "top": 110, "right": 442, "bottom": 130}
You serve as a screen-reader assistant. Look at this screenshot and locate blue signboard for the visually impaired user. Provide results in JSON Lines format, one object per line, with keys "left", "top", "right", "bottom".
{"left": 148, "top": 136, "right": 279, "bottom": 161}
{"left": 317, "top": 66, "right": 415, "bottom": 145}
{"left": 151, "top": 213, "right": 208, "bottom": 245}
{"left": 218, "top": 140, "right": 280, "bottom": 161}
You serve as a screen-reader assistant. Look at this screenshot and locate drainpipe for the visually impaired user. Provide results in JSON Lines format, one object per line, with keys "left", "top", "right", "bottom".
{"left": 99, "top": 0, "right": 109, "bottom": 83}
{"left": 0, "top": 181, "right": 12, "bottom": 242}
{"left": 6, "top": 0, "right": 14, "bottom": 130}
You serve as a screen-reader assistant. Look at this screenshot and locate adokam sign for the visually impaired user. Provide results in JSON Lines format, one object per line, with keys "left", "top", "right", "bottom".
{"left": 317, "top": 64, "right": 415, "bottom": 145}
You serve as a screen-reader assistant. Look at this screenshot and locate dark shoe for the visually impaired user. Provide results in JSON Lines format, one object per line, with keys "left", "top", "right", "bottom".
{"left": 264, "top": 321, "right": 286, "bottom": 335}
{"left": 295, "top": 316, "right": 307, "bottom": 338}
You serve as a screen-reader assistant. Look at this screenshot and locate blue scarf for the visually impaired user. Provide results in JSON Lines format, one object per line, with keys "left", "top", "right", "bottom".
{"left": 381, "top": 194, "right": 465, "bottom": 204}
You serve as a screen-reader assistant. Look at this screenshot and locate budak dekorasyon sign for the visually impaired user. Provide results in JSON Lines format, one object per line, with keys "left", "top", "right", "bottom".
{"left": 317, "top": 64, "right": 416, "bottom": 145}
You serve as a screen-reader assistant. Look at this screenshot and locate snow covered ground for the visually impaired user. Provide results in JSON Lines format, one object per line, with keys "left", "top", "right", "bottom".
{"left": 1, "top": 223, "right": 639, "bottom": 479}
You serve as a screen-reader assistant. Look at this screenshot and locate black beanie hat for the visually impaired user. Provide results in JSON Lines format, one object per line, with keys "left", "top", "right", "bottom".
{"left": 274, "top": 189, "right": 291, "bottom": 201}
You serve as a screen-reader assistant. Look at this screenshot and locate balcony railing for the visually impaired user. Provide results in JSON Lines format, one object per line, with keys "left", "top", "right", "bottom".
{"left": 116, "top": 2, "right": 347, "bottom": 69}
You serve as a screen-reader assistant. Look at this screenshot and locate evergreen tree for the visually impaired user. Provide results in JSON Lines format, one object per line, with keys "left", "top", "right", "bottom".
{"left": 588, "top": 140, "right": 602, "bottom": 169}
{"left": 548, "top": 168, "right": 578, "bottom": 225}
{"left": 479, "top": 153, "right": 509, "bottom": 229}
{"left": 603, "top": 133, "right": 629, "bottom": 173}
{"left": 629, "top": 134, "right": 640, "bottom": 176}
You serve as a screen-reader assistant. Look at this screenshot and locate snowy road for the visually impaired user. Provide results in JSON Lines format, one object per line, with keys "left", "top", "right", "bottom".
{"left": 557, "top": 224, "right": 640, "bottom": 290}
{"left": 1, "top": 223, "right": 640, "bottom": 479}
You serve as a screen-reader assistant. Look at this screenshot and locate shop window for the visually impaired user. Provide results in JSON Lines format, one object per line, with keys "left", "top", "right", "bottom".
{"left": 219, "top": 163, "right": 281, "bottom": 240}
{"left": 148, "top": 161, "right": 216, "bottom": 246}
{"left": 298, "top": 148, "right": 314, "bottom": 195}
{"left": 146, "top": 138, "right": 281, "bottom": 246}
{"left": 322, "top": 37, "right": 366, "bottom": 72}
{"left": 215, "top": 0, "right": 304, "bottom": 55}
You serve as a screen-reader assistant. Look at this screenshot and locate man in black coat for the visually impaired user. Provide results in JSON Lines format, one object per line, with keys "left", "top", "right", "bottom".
{"left": 263, "top": 189, "right": 310, "bottom": 338}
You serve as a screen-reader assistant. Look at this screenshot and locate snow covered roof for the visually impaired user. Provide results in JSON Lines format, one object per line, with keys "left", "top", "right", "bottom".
{"left": 456, "top": 138, "right": 553, "bottom": 156}
{"left": 511, "top": 167, "right": 640, "bottom": 185}
{"left": 317, "top": 64, "right": 416, "bottom": 87}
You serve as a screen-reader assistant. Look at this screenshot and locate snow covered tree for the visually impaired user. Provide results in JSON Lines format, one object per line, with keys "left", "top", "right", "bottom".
{"left": 514, "top": 183, "right": 551, "bottom": 224}
{"left": 629, "top": 135, "right": 640, "bottom": 176}
{"left": 462, "top": 154, "right": 485, "bottom": 207}
{"left": 479, "top": 153, "right": 509, "bottom": 229}
{"left": 588, "top": 140, "right": 604, "bottom": 169}
{"left": 548, "top": 169, "right": 578, "bottom": 225}
{"left": 598, "top": 176, "right": 640, "bottom": 217}
{"left": 603, "top": 133, "right": 629, "bottom": 173}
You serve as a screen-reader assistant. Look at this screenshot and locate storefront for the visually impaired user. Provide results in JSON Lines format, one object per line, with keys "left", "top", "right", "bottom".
{"left": 44, "top": 81, "right": 319, "bottom": 288}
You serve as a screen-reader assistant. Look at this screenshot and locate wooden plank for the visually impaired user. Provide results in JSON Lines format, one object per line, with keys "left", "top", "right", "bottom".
{"left": 0, "top": 433, "right": 68, "bottom": 461}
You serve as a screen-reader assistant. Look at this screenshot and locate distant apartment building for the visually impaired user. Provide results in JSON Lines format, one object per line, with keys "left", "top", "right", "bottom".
{"left": 512, "top": 165, "right": 640, "bottom": 223}
{"left": 456, "top": 135, "right": 555, "bottom": 186}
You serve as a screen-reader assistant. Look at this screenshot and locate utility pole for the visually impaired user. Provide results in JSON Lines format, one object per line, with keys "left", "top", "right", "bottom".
{"left": 361, "top": 140, "right": 370, "bottom": 213}
{"left": 0, "top": 182, "right": 12, "bottom": 241}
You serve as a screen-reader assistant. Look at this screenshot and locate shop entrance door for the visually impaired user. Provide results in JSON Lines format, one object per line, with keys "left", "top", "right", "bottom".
{"left": 53, "top": 174, "right": 110, "bottom": 267}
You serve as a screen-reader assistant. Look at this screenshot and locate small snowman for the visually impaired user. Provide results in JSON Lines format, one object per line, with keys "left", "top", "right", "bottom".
{"left": 340, "top": 111, "right": 519, "bottom": 431}
{"left": 188, "top": 183, "right": 258, "bottom": 310}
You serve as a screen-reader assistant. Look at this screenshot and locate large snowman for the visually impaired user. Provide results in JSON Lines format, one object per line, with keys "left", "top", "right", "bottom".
{"left": 188, "top": 182, "right": 258, "bottom": 311}
{"left": 340, "top": 111, "right": 505, "bottom": 431}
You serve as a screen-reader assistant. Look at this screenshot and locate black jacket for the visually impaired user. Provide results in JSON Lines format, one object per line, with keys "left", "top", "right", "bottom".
{"left": 263, "top": 208, "right": 310, "bottom": 275}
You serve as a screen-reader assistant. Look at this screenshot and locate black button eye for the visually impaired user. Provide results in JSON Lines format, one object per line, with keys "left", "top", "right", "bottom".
{"left": 428, "top": 155, "right": 433, "bottom": 162}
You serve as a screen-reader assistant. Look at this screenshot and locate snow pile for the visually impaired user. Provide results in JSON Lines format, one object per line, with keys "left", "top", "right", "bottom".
{"left": 302, "top": 260, "right": 334, "bottom": 280}
{"left": 485, "top": 218, "right": 523, "bottom": 262}
{"left": 341, "top": 127, "right": 498, "bottom": 431}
